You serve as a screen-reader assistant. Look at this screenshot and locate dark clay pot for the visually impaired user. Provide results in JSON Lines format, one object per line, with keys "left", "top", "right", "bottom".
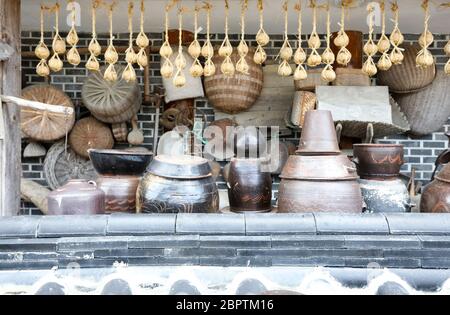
{"left": 137, "top": 155, "right": 219, "bottom": 214}
{"left": 227, "top": 158, "right": 272, "bottom": 213}
{"left": 353, "top": 144, "right": 404, "bottom": 179}
{"left": 359, "top": 178, "right": 411, "bottom": 213}
{"left": 47, "top": 179, "right": 105, "bottom": 215}
{"left": 421, "top": 163, "right": 450, "bottom": 213}
{"left": 88, "top": 149, "right": 153, "bottom": 176}
{"left": 96, "top": 176, "right": 140, "bottom": 213}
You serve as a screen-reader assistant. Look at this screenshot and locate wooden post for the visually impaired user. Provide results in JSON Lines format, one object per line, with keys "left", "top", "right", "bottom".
{"left": 0, "top": 0, "right": 21, "bottom": 216}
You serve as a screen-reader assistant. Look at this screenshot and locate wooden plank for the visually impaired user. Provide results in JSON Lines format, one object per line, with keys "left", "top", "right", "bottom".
{"left": 0, "top": 0, "right": 21, "bottom": 217}
{"left": 216, "top": 110, "right": 287, "bottom": 127}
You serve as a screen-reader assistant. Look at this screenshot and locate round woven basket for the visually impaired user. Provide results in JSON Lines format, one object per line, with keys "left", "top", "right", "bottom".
{"left": 204, "top": 50, "right": 263, "bottom": 114}
{"left": 82, "top": 65, "right": 142, "bottom": 123}
{"left": 21, "top": 85, "right": 75, "bottom": 142}
{"left": 394, "top": 70, "right": 450, "bottom": 136}
{"left": 68, "top": 116, "right": 114, "bottom": 158}
{"left": 377, "top": 43, "right": 436, "bottom": 94}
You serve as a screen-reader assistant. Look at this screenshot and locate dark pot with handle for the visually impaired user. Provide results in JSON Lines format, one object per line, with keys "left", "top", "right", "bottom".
{"left": 353, "top": 144, "right": 404, "bottom": 180}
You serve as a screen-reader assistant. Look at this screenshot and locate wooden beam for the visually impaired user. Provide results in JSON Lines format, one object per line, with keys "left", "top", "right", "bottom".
{"left": 0, "top": 95, "right": 75, "bottom": 115}
{"left": 0, "top": 0, "right": 21, "bottom": 217}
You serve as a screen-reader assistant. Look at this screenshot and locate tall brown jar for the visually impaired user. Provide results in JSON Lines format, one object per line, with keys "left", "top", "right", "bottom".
{"left": 421, "top": 164, "right": 450, "bottom": 213}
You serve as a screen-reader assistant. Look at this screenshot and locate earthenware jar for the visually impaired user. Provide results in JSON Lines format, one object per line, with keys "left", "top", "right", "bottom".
{"left": 47, "top": 179, "right": 105, "bottom": 215}
{"left": 137, "top": 155, "right": 219, "bottom": 213}
{"left": 421, "top": 163, "right": 450, "bottom": 213}
{"left": 227, "top": 158, "right": 272, "bottom": 213}
{"left": 278, "top": 155, "right": 363, "bottom": 213}
{"left": 359, "top": 178, "right": 411, "bottom": 213}
{"left": 353, "top": 144, "right": 404, "bottom": 179}
{"left": 88, "top": 149, "right": 153, "bottom": 213}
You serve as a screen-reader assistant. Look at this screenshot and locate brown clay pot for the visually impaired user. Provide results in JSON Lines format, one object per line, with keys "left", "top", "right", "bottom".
{"left": 296, "top": 110, "right": 340, "bottom": 155}
{"left": 278, "top": 179, "right": 363, "bottom": 213}
{"left": 96, "top": 176, "right": 140, "bottom": 213}
{"left": 353, "top": 144, "right": 404, "bottom": 180}
{"left": 421, "top": 164, "right": 450, "bottom": 213}
{"left": 137, "top": 155, "right": 219, "bottom": 214}
{"left": 47, "top": 179, "right": 105, "bottom": 215}
{"left": 227, "top": 158, "right": 272, "bottom": 213}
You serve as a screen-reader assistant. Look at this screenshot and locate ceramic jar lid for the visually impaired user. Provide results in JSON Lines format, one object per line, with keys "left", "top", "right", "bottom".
{"left": 148, "top": 155, "right": 212, "bottom": 179}
{"left": 436, "top": 163, "right": 450, "bottom": 184}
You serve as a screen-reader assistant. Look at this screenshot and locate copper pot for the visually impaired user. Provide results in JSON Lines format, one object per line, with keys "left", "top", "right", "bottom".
{"left": 96, "top": 176, "right": 140, "bottom": 213}
{"left": 47, "top": 179, "right": 105, "bottom": 215}
{"left": 296, "top": 110, "right": 340, "bottom": 155}
{"left": 421, "top": 164, "right": 450, "bottom": 213}
{"left": 353, "top": 144, "right": 404, "bottom": 179}
{"left": 227, "top": 158, "right": 272, "bottom": 213}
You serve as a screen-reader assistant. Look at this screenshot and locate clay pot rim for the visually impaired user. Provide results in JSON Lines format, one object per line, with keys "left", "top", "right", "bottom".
{"left": 88, "top": 149, "right": 154, "bottom": 156}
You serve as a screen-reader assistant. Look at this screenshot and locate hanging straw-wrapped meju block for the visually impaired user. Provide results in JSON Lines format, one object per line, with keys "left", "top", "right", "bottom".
{"left": 136, "top": 0, "right": 150, "bottom": 69}
{"left": 416, "top": 0, "right": 434, "bottom": 68}
{"left": 202, "top": 1, "right": 216, "bottom": 77}
{"left": 389, "top": 1, "right": 404, "bottom": 65}
{"left": 104, "top": 3, "right": 119, "bottom": 82}
{"left": 293, "top": 1, "right": 307, "bottom": 81}
{"left": 86, "top": 0, "right": 101, "bottom": 71}
{"left": 123, "top": 1, "right": 137, "bottom": 82}
{"left": 173, "top": 7, "right": 187, "bottom": 87}
{"left": 254, "top": 0, "right": 269, "bottom": 65}
{"left": 377, "top": 1, "right": 392, "bottom": 71}
{"left": 189, "top": 4, "right": 203, "bottom": 77}
{"left": 362, "top": 3, "right": 378, "bottom": 77}
{"left": 334, "top": 2, "right": 352, "bottom": 67}
{"left": 321, "top": 3, "right": 336, "bottom": 83}
{"left": 66, "top": 0, "right": 81, "bottom": 66}
{"left": 36, "top": 5, "right": 50, "bottom": 77}
{"left": 220, "top": 0, "right": 235, "bottom": 76}
{"left": 160, "top": 3, "right": 175, "bottom": 79}
{"left": 236, "top": 0, "right": 250, "bottom": 75}
{"left": 48, "top": 2, "right": 65, "bottom": 73}
{"left": 306, "top": 1, "right": 321, "bottom": 68}
{"left": 278, "top": 0, "right": 293, "bottom": 77}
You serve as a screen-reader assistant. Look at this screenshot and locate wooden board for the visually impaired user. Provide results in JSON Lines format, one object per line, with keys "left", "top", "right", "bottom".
{"left": 215, "top": 64, "right": 295, "bottom": 130}
{"left": 0, "top": 0, "right": 21, "bottom": 216}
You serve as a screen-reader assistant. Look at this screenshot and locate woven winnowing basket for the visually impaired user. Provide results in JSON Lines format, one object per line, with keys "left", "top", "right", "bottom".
{"left": 68, "top": 116, "right": 114, "bottom": 158}
{"left": 204, "top": 51, "right": 264, "bottom": 115}
{"left": 21, "top": 84, "right": 75, "bottom": 142}
{"left": 377, "top": 43, "right": 437, "bottom": 94}
{"left": 82, "top": 65, "right": 142, "bottom": 124}
{"left": 394, "top": 70, "right": 450, "bottom": 136}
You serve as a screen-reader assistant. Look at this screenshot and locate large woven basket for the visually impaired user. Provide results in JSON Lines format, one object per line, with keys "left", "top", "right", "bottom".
{"left": 333, "top": 68, "right": 371, "bottom": 86}
{"left": 204, "top": 50, "right": 263, "bottom": 115}
{"left": 394, "top": 70, "right": 450, "bottom": 136}
{"left": 377, "top": 43, "right": 436, "bottom": 94}
{"left": 21, "top": 85, "right": 75, "bottom": 142}
{"left": 68, "top": 116, "right": 114, "bottom": 158}
{"left": 294, "top": 69, "right": 329, "bottom": 91}
{"left": 82, "top": 65, "right": 142, "bottom": 124}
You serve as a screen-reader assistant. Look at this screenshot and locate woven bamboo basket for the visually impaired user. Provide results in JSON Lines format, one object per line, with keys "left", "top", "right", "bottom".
{"left": 21, "top": 85, "right": 75, "bottom": 142}
{"left": 44, "top": 141, "right": 97, "bottom": 190}
{"left": 333, "top": 68, "right": 371, "bottom": 86}
{"left": 68, "top": 116, "right": 114, "bottom": 158}
{"left": 290, "top": 91, "right": 317, "bottom": 128}
{"left": 377, "top": 43, "right": 436, "bottom": 94}
{"left": 204, "top": 50, "right": 264, "bottom": 115}
{"left": 82, "top": 65, "right": 142, "bottom": 124}
{"left": 294, "top": 69, "right": 329, "bottom": 91}
{"left": 394, "top": 70, "right": 450, "bottom": 136}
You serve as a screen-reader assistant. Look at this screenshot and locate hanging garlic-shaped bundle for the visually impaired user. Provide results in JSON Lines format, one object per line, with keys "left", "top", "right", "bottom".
{"left": 362, "top": 3, "right": 378, "bottom": 77}
{"left": 335, "top": 4, "right": 352, "bottom": 67}
{"left": 306, "top": 1, "right": 321, "bottom": 68}
{"left": 377, "top": 1, "right": 392, "bottom": 71}
{"left": 254, "top": 0, "right": 268, "bottom": 65}
{"left": 236, "top": 0, "right": 250, "bottom": 75}
{"left": 293, "top": 2, "right": 307, "bottom": 81}
{"left": 278, "top": 1, "right": 292, "bottom": 77}
{"left": 122, "top": 2, "right": 137, "bottom": 82}
{"left": 66, "top": 0, "right": 80, "bottom": 66}
{"left": 36, "top": 6, "right": 50, "bottom": 77}
{"left": 173, "top": 8, "right": 187, "bottom": 88}
{"left": 160, "top": 5, "right": 175, "bottom": 79}
{"left": 321, "top": 4, "right": 336, "bottom": 83}
{"left": 136, "top": 0, "right": 149, "bottom": 70}
{"left": 202, "top": 1, "right": 216, "bottom": 77}
{"left": 220, "top": 0, "right": 235, "bottom": 76}
{"left": 104, "top": 4, "right": 118, "bottom": 82}
{"left": 189, "top": 5, "right": 203, "bottom": 78}
{"left": 416, "top": 0, "right": 434, "bottom": 68}
{"left": 445, "top": 40, "right": 450, "bottom": 56}
{"left": 86, "top": 1, "right": 101, "bottom": 71}
{"left": 445, "top": 39, "right": 450, "bottom": 75}
{"left": 49, "top": 3, "right": 64, "bottom": 72}
{"left": 389, "top": 2, "right": 404, "bottom": 65}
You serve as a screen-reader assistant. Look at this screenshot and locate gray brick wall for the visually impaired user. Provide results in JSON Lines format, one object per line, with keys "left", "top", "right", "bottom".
{"left": 20, "top": 31, "right": 450, "bottom": 214}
